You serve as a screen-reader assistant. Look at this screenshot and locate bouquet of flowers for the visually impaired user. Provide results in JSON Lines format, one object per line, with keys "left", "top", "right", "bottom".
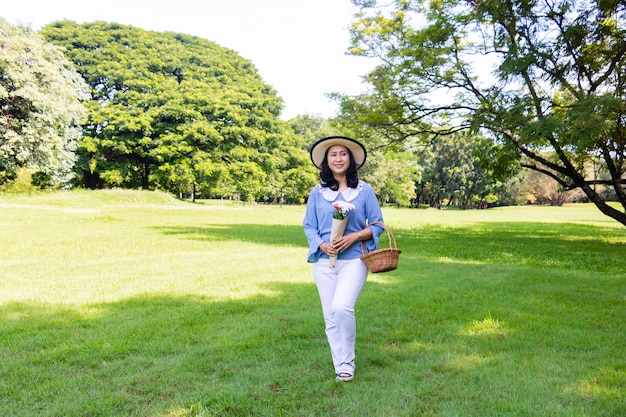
{"left": 329, "top": 201, "right": 355, "bottom": 267}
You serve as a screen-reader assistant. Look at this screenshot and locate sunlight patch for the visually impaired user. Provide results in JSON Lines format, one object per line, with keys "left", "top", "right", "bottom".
{"left": 463, "top": 314, "right": 509, "bottom": 336}
{"left": 434, "top": 257, "right": 486, "bottom": 265}
{"left": 448, "top": 353, "right": 495, "bottom": 370}
{"left": 565, "top": 367, "right": 625, "bottom": 399}
{"left": 366, "top": 274, "right": 395, "bottom": 284}
{"left": 0, "top": 203, "right": 100, "bottom": 214}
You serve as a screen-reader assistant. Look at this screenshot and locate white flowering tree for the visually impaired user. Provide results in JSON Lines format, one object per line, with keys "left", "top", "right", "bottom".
{"left": 0, "top": 18, "right": 89, "bottom": 187}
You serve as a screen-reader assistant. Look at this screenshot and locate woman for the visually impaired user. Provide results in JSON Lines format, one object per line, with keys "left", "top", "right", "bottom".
{"left": 303, "top": 136, "right": 384, "bottom": 382}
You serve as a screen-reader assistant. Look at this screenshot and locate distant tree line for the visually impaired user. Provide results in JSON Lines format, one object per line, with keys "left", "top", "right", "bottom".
{"left": 0, "top": 17, "right": 526, "bottom": 208}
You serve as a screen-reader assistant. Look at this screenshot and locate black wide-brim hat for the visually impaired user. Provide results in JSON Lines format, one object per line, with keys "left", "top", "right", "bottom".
{"left": 310, "top": 136, "right": 367, "bottom": 169}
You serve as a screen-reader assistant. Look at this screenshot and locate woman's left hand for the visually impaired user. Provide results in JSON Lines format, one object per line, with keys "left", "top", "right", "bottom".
{"left": 333, "top": 232, "right": 360, "bottom": 253}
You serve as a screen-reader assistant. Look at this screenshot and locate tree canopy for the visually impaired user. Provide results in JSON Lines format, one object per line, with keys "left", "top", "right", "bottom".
{"left": 41, "top": 21, "right": 312, "bottom": 201}
{"left": 0, "top": 18, "right": 89, "bottom": 186}
{"left": 341, "top": 0, "right": 626, "bottom": 225}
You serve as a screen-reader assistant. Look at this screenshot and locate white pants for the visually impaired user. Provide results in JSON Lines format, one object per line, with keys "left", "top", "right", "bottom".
{"left": 314, "top": 258, "right": 369, "bottom": 374}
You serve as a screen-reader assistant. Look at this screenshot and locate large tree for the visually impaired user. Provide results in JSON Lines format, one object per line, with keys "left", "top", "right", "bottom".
{"left": 42, "top": 21, "right": 309, "bottom": 200}
{"left": 0, "top": 18, "right": 89, "bottom": 186}
{"left": 341, "top": 0, "right": 626, "bottom": 225}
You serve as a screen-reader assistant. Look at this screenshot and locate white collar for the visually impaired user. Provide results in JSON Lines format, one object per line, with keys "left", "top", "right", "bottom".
{"left": 318, "top": 180, "right": 364, "bottom": 202}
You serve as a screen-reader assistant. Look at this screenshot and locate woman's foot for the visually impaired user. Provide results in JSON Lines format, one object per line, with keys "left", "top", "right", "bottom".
{"left": 335, "top": 371, "right": 353, "bottom": 382}
{"left": 335, "top": 361, "right": 355, "bottom": 382}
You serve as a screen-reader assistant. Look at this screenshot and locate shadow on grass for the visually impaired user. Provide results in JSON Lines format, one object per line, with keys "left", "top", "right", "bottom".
{"left": 394, "top": 221, "right": 626, "bottom": 273}
{"left": 0, "top": 283, "right": 329, "bottom": 416}
{"left": 154, "top": 224, "right": 308, "bottom": 248}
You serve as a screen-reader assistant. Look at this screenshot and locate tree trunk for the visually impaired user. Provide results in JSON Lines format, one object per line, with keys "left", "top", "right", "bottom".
{"left": 142, "top": 162, "right": 150, "bottom": 190}
{"left": 579, "top": 182, "right": 626, "bottom": 226}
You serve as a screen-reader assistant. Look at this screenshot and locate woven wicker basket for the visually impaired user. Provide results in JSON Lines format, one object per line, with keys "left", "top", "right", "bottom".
{"left": 360, "top": 222, "right": 401, "bottom": 273}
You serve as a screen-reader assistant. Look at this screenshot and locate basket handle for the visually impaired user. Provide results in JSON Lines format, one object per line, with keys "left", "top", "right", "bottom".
{"left": 360, "top": 221, "right": 398, "bottom": 255}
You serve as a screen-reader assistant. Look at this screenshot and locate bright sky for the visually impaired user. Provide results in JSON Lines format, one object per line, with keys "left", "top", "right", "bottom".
{"left": 2, "top": 0, "right": 377, "bottom": 120}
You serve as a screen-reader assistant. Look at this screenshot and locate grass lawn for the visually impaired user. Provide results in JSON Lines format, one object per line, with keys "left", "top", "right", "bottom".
{"left": 0, "top": 189, "right": 624, "bottom": 416}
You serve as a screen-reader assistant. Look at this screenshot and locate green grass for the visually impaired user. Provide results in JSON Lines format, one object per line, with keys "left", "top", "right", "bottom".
{"left": 1, "top": 190, "right": 625, "bottom": 416}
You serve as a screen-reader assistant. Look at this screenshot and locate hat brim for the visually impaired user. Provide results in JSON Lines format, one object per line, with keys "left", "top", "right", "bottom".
{"left": 310, "top": 136, "right": 367, "bottom": 169}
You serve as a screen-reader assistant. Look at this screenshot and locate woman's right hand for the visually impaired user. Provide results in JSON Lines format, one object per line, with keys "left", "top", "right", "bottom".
{"left": 320, "top": 242, "right": 337, "bottom": 257}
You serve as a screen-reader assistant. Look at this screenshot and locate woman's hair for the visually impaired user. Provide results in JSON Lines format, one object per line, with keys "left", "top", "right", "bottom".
{"left": 320, "top": 147, "right": 359, "bottom": 190}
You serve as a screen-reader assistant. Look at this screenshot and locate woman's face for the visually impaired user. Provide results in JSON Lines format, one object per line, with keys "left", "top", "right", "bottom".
{"left": 326, "top": 145, "right": 351, "bottom": 176}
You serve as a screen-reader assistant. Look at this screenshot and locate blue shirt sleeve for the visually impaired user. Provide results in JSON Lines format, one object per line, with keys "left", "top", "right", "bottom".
{"left": 303, "top": 187, "right": 325, "bottom": 262}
